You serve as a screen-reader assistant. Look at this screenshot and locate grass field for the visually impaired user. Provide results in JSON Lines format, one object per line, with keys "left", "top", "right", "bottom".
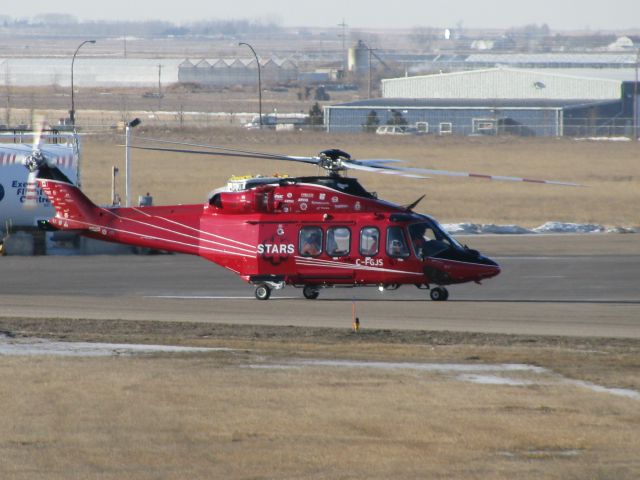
{"left": 0, "top": 321, "right": 638, "bottom": 480}
{"left": 75, "top": 129, "right": 640, "bottom": 228}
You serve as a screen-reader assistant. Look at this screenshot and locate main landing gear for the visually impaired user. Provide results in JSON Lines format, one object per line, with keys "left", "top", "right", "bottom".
{"left": 429, "top": 286, "right": 449, "bottom": 301}
{"left": 254, "top": 282, "right": 449, "bottom": 301}
{"left": 302, "top": 285, "right": 320, "bottom": 300}
{"left": 255, "top": 284, "right": 320, "bottom": 300}
{"left": 254, "top": 284, "right": 271, "bottom": 300}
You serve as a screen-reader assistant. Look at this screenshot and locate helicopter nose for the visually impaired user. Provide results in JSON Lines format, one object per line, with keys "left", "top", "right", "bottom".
{"left": 479, "top": 256, "right": 501, "bottom": 279}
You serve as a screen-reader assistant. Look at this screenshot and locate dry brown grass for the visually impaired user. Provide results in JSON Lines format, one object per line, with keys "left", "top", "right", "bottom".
{"left": 75, "top": 130, "right": 640, "bottom": 228}
{"left": 1, "top": 341, "right": 638, "bottom": 480}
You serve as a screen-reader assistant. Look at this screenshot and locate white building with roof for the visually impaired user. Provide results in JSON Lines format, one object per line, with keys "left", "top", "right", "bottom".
{"left": 178, "top": 57, "right": 298, "bottom": 86}
{"left": 326, "top": 67, "right": 640, "bottom": 137}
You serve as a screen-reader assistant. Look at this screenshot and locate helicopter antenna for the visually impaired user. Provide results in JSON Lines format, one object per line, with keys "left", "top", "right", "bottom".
{"left": 405, "top": 194, "right": 426, "bottom": 211}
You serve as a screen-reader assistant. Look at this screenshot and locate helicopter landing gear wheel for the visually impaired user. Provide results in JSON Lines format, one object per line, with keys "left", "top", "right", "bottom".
{"left": 430, "top": 287, "right": 449, "bottom": 301}
{"left": 254, "top": 284, "right": 271, "bottom": 300}
{"left": 303, "top": 285, "right": 320, "bottom": 300}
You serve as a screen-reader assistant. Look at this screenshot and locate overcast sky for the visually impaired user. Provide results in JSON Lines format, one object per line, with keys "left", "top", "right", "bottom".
{"left": 6, "top": 0, "right": 640, "bottom": 30}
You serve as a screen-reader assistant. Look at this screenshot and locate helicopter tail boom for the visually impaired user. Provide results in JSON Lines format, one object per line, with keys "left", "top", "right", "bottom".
{"left": 36, "top": 163, "right": 210, "bottom": 255}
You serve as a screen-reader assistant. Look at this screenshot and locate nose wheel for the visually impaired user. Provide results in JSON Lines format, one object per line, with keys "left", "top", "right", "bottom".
{"left": 430, "top": 287, "right": 449, "bottom": 301}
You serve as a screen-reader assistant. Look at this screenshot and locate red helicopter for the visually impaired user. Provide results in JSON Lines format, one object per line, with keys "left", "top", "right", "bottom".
{"left": 24, "top": 136, "right": 578, "bottom": 301}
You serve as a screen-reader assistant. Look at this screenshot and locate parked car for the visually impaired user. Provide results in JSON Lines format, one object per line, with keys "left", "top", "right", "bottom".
{"left": 376, "top": 122, "right": 429, "bottom": 135}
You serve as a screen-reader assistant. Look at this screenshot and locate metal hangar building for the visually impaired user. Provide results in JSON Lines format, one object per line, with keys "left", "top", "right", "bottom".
{"left": 324, "top": 68, "right": 639, "bottom": 136}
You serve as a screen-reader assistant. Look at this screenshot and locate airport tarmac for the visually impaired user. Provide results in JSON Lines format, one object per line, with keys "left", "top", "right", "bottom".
{"left": 1, "top": 234, "right": 639, "bottom": 338}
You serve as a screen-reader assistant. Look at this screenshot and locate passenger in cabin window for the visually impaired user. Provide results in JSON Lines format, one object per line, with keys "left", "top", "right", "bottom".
{"left": 389, "top": 239, "right": 404, "bottom": 256}
{"left": 360, "top": 228, "right": 379, "bottom": 256}
{"left": 327, "top": 228, "right": 350, "bottom": 257}
{"left": 302, "top": 231, "right": 321, "bottom": 256}
{"left": 410, "top": 224, "right": 430, "bottom": 258}
{"left": 409, "top": 223, "right": 448, "bottom": 258}
{"left": 386, "top": 227, "right": 409, "bottom": 257}
{"left": 362, "top": 237, "right": 377, "bottom": 256}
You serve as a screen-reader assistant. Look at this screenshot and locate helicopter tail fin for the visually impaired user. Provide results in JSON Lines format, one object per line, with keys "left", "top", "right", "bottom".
{"left": 36, "top": 163, "right": 100, "bottom": 231}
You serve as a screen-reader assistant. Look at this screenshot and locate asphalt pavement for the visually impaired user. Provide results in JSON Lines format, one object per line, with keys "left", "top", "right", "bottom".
{"left": 1, "top": 235, "right": 639, "bottom": 338}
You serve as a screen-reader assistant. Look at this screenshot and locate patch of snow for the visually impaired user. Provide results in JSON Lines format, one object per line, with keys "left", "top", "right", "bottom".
{"left": 532, "top": 222, "right": 605, "bottom": 233}
{"left": 565, "top": 379, "right": 640, "bottom": 401}
{"left": 292, "top": 360, "right": 546, "bottom": 373}
{"left": 574, "top": 137, "right": 631, "bottom": 142}
{"left": 479, "top": 224, "right": 533, "bottom": 234}
{"left": 444, "top": 222, "right": 636, "bottom": 235}
{"left": 500, "top": 449, "right": 582, "bottom": 458}
{"left": 456, "top": 374, "right": 534, "bottom": 386}
{"left": 606, "top": 226, "right": 637, "bottom": 234}
{"left": 0, "top": 337, "right": 231, "bottom": 357}
{"left": 442, "top": 223, "right": 481, "bottom": 235}
{"left": 248, "top": 359, "right": 640, "bottom": 401}
{"left": 443, "top": 223, "right": 533, "bottom": 235}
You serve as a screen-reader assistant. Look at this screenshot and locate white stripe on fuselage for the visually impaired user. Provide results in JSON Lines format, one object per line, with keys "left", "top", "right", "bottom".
{"left": 130, "top": 207, "right": 255, "bottom": 249}
{"left": 57, "top": 217, "right": 255, "bottom": 258}
{"left": 101, "top": 207, "right": 255, "bottom": 254}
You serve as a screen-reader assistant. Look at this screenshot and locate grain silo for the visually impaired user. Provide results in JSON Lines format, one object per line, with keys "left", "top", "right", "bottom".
{"left": 348, "top": 40, "right": 370, "bottom": 74}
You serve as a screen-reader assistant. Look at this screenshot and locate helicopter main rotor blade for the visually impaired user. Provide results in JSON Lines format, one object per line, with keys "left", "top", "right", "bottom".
{"left": 341, "top": 160, "right": 429, "bottom": 179}
{"left": 31, "top": 114, "right": 46, "bottom": 152}
{"left": 128, "top": 144, "right": 321, "bottom": 166}
{"left": 130, "top": 137, "right": 579, "bottom": 186}
{"left": 133, "top": 137, "right": 319, "bottom": 164}
{"left": 354, "top": 159, "right": 582, "bottom": 186}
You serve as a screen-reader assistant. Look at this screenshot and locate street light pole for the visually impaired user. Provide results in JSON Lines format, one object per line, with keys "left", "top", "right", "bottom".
{"left": 70, "top": 39, "right": 96, "bottom": 126}
{"left": 238, "top": 42, "right": 262, "bottom": 129}
{"left": 125, "top": 118, "right": 141, "bottom": 207}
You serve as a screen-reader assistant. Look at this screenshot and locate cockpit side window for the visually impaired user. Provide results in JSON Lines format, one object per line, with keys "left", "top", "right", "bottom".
{"left": 409, "top": 222, "right": 450, "bottom": 258}
{"left": 386, "top": 226, "right": 410, "bottom": 258}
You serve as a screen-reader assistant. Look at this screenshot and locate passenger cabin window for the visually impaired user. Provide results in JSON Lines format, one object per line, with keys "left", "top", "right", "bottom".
{"left": 326, "top": 227, "right": 350, "bottom": 257}
{"left": 299, "top": 227, "right": 323, "bottom": 257}
{"left": 360, "top": 227, "right": 379, "bottom": 256}
{"left": 386, "top": 226, "right": 410, "bottom": 258}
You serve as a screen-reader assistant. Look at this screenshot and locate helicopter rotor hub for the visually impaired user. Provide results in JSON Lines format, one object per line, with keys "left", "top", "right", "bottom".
{"left": 25, "top": 150, "right": 46, "bottom": 172}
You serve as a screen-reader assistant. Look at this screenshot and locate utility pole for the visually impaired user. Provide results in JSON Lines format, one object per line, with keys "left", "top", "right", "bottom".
{"left": 368, "top": 47, "right": 372, "bottom": 98}
{"left": 634, "top": 49, "right": 639, "bottom": 141}
{"left": 157, "top": 64, "right": 162, "bottom": 111}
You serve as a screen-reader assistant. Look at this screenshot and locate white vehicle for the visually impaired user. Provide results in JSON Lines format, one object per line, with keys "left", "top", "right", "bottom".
{"left": 0, "top": 129, "right": 79, "bottom": 234}
{"left": 376, "top": 122, "right": 429, "bottom": 135}
{"left": 376, "top": 125, "right": 410, "bottom": 135}
{"left": 244, "top": 113, "right": 309, "bottom": 130}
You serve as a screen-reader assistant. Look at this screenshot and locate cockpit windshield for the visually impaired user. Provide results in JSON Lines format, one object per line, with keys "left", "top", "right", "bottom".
{"left": 408, "top": 219, "right": 462, "bottom": 258}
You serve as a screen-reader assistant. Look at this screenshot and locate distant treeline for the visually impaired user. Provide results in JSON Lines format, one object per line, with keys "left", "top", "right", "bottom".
{"left": 0, "top": 14, "right": 282, "bottom": 37}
